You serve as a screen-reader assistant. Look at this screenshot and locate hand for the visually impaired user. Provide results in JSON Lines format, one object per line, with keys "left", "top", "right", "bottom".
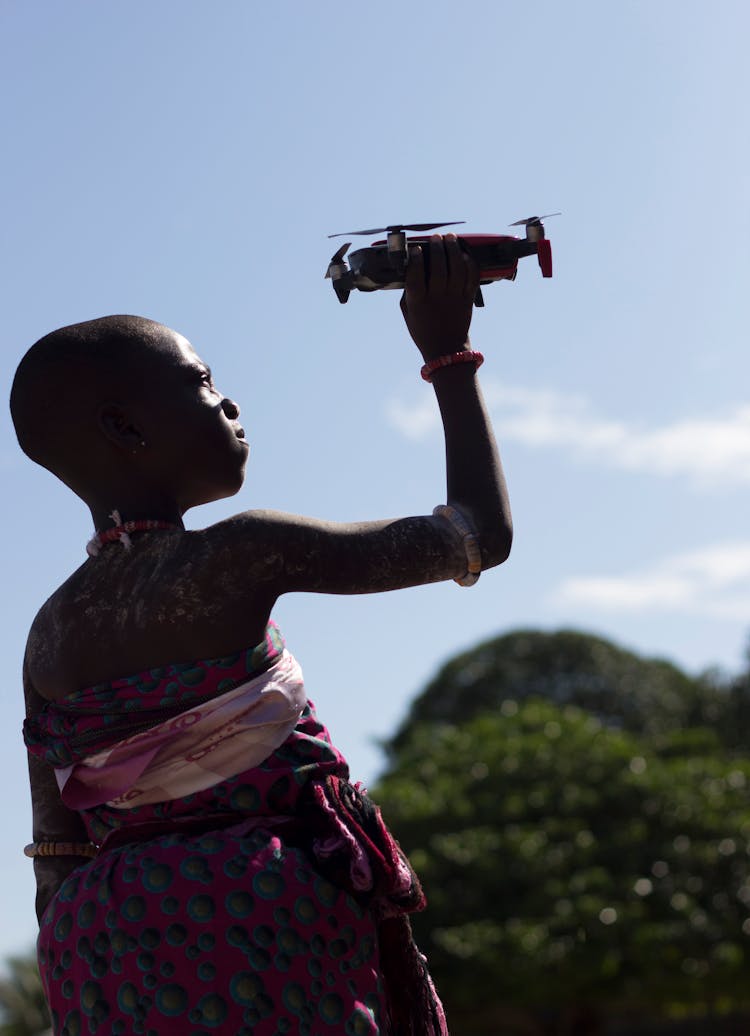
{"left": 399, "top": 234, "right": 479, "bottom": 361}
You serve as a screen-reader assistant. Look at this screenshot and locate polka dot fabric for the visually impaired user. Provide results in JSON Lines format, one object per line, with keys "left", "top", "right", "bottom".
{"left": 39, "top": 827, "right": 384, "bottom": 1035}
{"left": 27, "top": 626, "right": 445, "bottom": 1035}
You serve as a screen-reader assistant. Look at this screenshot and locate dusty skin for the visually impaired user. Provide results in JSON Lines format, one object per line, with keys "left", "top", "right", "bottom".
{"left": 17, "top": 235, "right": 512, "bottom": 920}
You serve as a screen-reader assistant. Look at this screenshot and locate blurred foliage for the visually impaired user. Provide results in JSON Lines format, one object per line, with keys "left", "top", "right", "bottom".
{"left": 376, "top": 629, "right": 750, "bottom": 1033}
{"left": 386, "top": 629, "right": 742, "bottom": 755}
{"left": 0, "top": 954, "right": 49, "bottom": 1036}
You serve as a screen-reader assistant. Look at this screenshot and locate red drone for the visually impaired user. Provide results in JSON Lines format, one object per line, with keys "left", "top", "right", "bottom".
{"left": 325, "top": 215, "right": 558, "bottom": 306}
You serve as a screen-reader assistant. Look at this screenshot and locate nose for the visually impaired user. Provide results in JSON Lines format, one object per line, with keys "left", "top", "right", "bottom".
{"left": 221, "top": 397, "right": 240, "bottom": 420}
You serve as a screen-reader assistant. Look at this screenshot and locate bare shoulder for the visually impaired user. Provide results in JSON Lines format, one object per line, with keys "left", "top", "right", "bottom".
{"left": 25, "top": 562, "right": 92, "bottom": 701}
{"left": 24, "top": 526, "right": 278, "bottom": 699}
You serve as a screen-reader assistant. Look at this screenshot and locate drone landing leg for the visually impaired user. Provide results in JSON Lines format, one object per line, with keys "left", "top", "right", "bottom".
{"left": 473, "top": 286, "right": 485, "bottom": 308}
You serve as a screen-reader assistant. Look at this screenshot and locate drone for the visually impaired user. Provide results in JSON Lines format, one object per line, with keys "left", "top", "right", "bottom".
{"left": 325, "top": 216, "right": 558, "bottom": 306}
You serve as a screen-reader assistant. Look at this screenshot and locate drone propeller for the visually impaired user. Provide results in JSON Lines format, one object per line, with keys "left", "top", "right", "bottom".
{"left": 328, "top": 221, "right": 465, "bottom": 239}
{"left": 325, "top": 242, "right": 351, "bottom": 276}
{"left": 325, "top": 242, "right": 353, "bottom": 303}
{"left": 509, "top": 213, "right": 561, "bottom": 227}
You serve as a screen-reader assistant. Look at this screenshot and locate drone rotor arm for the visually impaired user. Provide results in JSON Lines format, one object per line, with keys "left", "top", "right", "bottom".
{"left": 537, "top": 238, "right": 553, "bottom": 278}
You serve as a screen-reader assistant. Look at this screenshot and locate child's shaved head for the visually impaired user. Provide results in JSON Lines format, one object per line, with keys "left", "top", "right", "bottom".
{"left": 10, "top": 315, "right": 173, "bottom": 489}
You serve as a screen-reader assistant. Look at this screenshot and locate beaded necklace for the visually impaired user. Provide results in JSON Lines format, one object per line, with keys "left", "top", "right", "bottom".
{"left": 86, "top": 510, "right": 181, "bottom": 557}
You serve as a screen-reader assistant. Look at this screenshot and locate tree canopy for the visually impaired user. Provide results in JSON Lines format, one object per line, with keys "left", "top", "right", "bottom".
{"left": 387, "top": 630, "right": 733, "bottom": 755}
{"left": 375, "top": 629, "right": 750, "bottom": 1034}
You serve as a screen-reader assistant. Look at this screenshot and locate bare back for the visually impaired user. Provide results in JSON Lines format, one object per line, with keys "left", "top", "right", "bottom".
{"left": 25, "top": 506, "right": 477, "bottom": 702}
{"left": 26, "top": 529, "right": 276, "bottom": 701}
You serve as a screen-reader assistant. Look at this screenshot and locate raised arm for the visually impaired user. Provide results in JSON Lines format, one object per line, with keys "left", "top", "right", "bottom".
{"left": 400, "top": 233, "right": 511, "bottom": 562}
{"left": 200, "top": 235, "right": 511, "bottom": 602}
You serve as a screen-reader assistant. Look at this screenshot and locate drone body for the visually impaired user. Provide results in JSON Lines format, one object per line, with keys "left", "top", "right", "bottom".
{"left": 325, "top": 217, "right": 557, "bottom": 305}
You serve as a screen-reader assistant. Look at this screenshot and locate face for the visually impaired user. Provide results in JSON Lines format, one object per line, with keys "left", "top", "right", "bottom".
{"left": 133, "top": 329, "right": 250, "bottom": 512}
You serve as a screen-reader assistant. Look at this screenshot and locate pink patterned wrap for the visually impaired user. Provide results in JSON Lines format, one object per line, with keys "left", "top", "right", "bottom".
{"left": 55, "top": 649, "right": 306, "bottom": 810}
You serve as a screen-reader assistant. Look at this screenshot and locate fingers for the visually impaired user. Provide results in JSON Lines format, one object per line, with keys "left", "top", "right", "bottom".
{"left": 404, "top": 243, "right": 425, "bottom": 301}
{"left": 404, "top": 234, "right": 477, "bottom": 313}
{"left": 415, "top": 234, "right": 476, "bottom": 298}
{"left": 400, "top": 234, "right": 476, "bottom": 352}
{"left": 445, "top": 233, "right": 479, "bottom": 298}
{"left": 429, "top": 234, "right": 448, "bottom": 294}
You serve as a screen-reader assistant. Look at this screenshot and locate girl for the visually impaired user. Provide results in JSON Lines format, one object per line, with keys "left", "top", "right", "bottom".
{"left": 13, "top": 235, "right": 511, "bottom": 1036}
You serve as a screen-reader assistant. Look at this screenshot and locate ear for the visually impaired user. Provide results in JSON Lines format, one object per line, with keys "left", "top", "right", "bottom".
{"left": 98, "top": 402, "right": 145, "bottom": 452}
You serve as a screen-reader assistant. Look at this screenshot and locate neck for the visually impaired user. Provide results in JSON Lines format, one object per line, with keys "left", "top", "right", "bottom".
{"left": 89, "top": 502, "right": 185, "bottom": 533}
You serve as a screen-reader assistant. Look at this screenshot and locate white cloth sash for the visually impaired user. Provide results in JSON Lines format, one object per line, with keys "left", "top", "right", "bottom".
{"left": 56, "top": 649, "right": 306, "bottom": 810}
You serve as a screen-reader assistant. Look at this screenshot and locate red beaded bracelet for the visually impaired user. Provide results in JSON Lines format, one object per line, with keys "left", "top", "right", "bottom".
{"left": 421, "top": 350, "right": 484, "bottom": 383}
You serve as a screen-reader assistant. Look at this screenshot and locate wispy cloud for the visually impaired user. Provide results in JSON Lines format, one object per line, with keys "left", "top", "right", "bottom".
{"left": 385, "top": 383, "right": 750, "bottom": 488}
{"left": 555, "top": 541, "right": 750, "bottom": 621}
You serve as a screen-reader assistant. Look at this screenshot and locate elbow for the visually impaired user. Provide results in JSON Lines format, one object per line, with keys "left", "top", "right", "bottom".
{"left": 445, "top": 500, "right": 512, "bottom": 573}
{"left": 480, "top": 514, "right": 513, "bottom": 570}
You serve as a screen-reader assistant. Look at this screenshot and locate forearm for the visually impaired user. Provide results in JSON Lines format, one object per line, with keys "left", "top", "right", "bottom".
{"left": 25, "top": 662, "right": 92, "bottom": 922}
{"left": 430, "top": 361, "right": 512, "bottom": 568}
{"left": 28, "top": 752, "right": 91, "bottom": 921}
{"left": 400, "top": 235, "right": 512, "bottom": 569}
{"left": 34, "top": 858, "right": 85, "bottom": 923}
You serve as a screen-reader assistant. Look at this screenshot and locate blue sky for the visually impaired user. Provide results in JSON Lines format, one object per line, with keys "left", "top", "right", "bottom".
{"left": 1, "top": 1, "right": 748, "bottom": 961}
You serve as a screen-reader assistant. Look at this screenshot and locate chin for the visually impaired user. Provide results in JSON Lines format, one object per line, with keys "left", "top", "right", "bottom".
{"left": 181, "top": 473, "right": 246, "bottom": 512}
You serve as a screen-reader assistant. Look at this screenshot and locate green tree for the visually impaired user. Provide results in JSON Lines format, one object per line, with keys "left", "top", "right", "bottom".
{"left": 376, "top": 630, "right": 750, "bottom": 1034}
{"left": 714, "top": 635, "right": 750, "bottom": 754}
{"left": 388, "top": 629, "right": 726, "bottom": 754}
{"left": 0, "top": 953, "right": 50, "bottom": 1036}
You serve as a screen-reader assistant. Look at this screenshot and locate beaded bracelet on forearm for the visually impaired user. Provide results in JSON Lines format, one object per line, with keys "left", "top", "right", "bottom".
{"left": 421, "top": 350, "right": 484, "bottom": 382}
{"left": 433, "top": 504, "right": 482, "bottom": 587}
{"left": 24, "top": 841, "right": 98, "bottom": 859}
